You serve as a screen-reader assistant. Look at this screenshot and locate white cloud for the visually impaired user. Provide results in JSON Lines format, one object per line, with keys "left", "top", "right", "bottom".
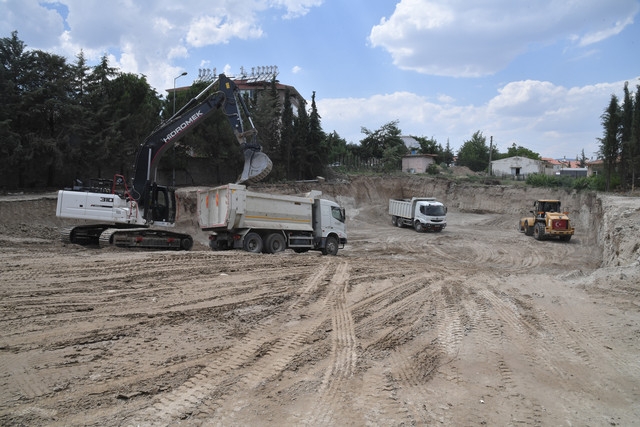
{"left": 369, "top": 0, "right": 639, "bottom": 77}
{"left": 317, "top": 78, "right": 636, "bottom": 158}
{"left": 271, "top": 0, "right": 324, "bottom": 19}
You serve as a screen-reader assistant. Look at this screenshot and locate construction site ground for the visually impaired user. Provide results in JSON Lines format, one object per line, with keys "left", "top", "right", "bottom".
{"left": 1, "top": 175, "right": 639, "bottom": 426}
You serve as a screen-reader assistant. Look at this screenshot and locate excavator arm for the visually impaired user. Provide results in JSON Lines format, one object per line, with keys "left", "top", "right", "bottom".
{"left": 131, "top": 74, "right": 272, "bottom": 206}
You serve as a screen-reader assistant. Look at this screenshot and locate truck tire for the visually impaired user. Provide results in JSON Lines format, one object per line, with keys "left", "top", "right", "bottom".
{"left": 391, "top": 216, "right": 398, "bottom": 227}
{"left": 396, "top": 217, "right": 404, "bottom": 228}
{"left": 533, "top": 222, "right": 545, "bottom": 241}
{"left": 414, "top": 221, "right": 424, "bottom": 232}
{"left": 322, "top": 236, "right": 339, "bottom": 256}
{"left": 264, "top": 233, "right": 286, "bottom": 254}
{"left": 243, "top": 232, "right": 263, "bottom": 253}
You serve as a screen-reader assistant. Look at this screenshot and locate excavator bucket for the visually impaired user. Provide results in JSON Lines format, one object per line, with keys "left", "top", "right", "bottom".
{"left": 238, "top": 149, "right": 273, "bottom": 184}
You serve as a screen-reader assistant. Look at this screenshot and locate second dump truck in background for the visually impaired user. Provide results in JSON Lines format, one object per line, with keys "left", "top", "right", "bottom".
{"left": 198, "top": 184, "right": 347, "bottom": 255}
{"left": 389, "top": 197, "right": 447, "bottom": 232}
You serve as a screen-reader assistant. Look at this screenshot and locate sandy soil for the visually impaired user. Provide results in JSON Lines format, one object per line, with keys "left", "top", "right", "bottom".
{"left": 1, "top": 175, "right": 639, "bottom": 426}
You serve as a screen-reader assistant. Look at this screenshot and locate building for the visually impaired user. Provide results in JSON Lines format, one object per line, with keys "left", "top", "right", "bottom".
{"left": 402, "top": 154, "right": 437, "bottom": 173}
{"left": 170, "top": 65, "right": 304, "bottom": 113}
{"left": 491, "top": 156, "right": 542, "bottom": 178}
{"left": 540, "top": 157, "right": 588, "bottom": 177}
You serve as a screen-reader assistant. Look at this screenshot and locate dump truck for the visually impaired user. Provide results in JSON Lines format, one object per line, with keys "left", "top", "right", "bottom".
{"left": 518, "top": 199, "right": 574, "bottom": 242}
{"left": 389, "top": 197, "right": 447, "bottom": 232}
{"left": 198, "top": 184, "right": 347, "bottom": 255}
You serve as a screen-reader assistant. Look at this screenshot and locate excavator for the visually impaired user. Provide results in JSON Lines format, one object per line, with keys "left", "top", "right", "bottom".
{"left": 56, "top": 73, "right": 272, "bottom": 250}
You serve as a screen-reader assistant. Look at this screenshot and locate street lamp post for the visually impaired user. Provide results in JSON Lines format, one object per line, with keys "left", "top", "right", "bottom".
{"left": 173, "top": 71, "right": 187, "bottom": 115}
{"left": 172, "top": 72, "right": 187, "bottom": 186}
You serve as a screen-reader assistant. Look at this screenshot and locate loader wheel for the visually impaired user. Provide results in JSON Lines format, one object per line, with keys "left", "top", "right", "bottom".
{"left": 243, "top": 232, "right": 263, "bottom": 253}
{"left": 322, "top": 236, "right": 339, "bottom": 256}
{"left": 264, "top": 233, "right": 286, "bottom": 254}
{"left": 524, "top": 221, "right": 533, "bottom": 236}
{"left": 533, "top": 222, "right": 545, "bottom": 241}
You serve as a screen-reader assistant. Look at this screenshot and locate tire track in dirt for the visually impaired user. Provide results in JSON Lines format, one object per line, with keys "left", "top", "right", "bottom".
{"left": 123, "top": 259, "right": 339, "bottom": 426}
{"left": 303, "top": 261, "right": 356, "bottom": 425}
{"left": 466, "top": 280, "right": 546, "bottom": 426}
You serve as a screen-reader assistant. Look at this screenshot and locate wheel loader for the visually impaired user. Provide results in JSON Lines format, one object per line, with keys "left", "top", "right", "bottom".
{"left": 518, "top": 199, "right": 574, "bottom": 242}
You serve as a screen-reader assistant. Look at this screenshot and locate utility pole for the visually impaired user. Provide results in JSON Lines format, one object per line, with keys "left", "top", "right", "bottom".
{"left": 488, "top": 136, "right": 493, "bottom": 175}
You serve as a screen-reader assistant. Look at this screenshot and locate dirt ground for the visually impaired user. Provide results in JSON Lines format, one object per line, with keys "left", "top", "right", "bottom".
{"left": 1, "top": 175, "right": 639, "bottom": 426}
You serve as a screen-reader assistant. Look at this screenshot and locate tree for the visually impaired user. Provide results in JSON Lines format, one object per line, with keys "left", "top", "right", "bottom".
{"left": 280, "top": 88, "right": 295, "bottom": 179}
{"left": 359, "top": 120, "right": 405, "bottom": 159}
{"left": 578, "top": 149, "right": 588, "bottom": 168}
{"left": 443, "top": 139, "right": 454, "bottom": 166}
{"left": 631, "top": 86, "right": 640, "bottom": 191}
{"left": 598, "top": 94, "right": 621, "bottom": 191}
{"left": 505, "top": 143, "right": 540, "bottom": 160}
{"left": 620, "top": 82, "right": 634, "bottom": 189}
{"left": 414, "top": 136, "right": 443, "bottom": 163}
{"left": 251, "top": 78, "right": 282, "bottom": 179}
{"left": 359, "top": 120, "right": 406, "bottom": 171}
{"left": 306, "top": 91, "right": 327, "bottom": 178}
{"left": 457, "top": 130, "right": 490, "bottom": 172}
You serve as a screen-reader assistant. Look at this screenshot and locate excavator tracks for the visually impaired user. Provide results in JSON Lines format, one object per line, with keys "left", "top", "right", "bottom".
{"left": 99, "top": 228, "right": 193, "bottom": 250}
{"left": 60, "top": 225, "right": 193, "bottom": 251}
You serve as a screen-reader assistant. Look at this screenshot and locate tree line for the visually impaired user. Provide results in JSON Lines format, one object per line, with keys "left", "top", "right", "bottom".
{"left": 599, "top": 82, "right": 640, "bottom": 191}
{"left": 3, "top": 30, "right": 634, "bottom": 192}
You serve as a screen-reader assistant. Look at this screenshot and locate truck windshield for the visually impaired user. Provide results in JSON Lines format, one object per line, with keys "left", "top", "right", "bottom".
{"left": 422, "top": 205, "right": 446, "bottom": 216}
{"left": 332, "top": 206, "right": 345, "bottom": 223}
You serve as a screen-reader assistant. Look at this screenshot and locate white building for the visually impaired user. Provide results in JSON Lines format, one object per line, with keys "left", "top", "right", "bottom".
{"left": 491, "top": 156, "right": 542, "bottom": 178}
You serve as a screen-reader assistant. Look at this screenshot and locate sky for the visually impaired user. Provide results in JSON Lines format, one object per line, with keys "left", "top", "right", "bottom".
{"left": 2, "top": 0, "right": 640, "bottom": 160}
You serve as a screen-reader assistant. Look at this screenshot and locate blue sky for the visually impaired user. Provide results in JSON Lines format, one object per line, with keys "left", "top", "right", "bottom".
{"left": 2, "top": 0, "right": 639, "bottom": 159}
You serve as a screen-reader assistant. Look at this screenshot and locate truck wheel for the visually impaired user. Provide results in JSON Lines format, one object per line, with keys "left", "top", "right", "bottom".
{"left": 395, "top": 217, "right": 403, "bottom": 228}
{"left": 533, "top": 222, "right": 545, "bottom": 241}
{"left": 264, "top": 233, "right": 286, "bottom": 253}
{"left": 391, "top": 216, "right": 397, "bottom": 227}
{"left": 322, "top": 236, "right": 339, "bottom": 256}
{"left": 243, "top": 232, "right": 263, "bottom": 253}
{"left": 414, "top": 221, "right": 424, "bottom": 232}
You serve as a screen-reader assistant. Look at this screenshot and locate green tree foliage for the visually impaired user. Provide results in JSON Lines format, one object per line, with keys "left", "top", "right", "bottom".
{"left": 620, "top": 82, "right": 634, "bottom": 189}
{"left": 457, "top": 130, "right": 490, "bottom": 172}
{"left": 252, "top": 78, "right": 283, "bottom": 179}
{"left": 414, "top": 136, "right": 443, "bottom": 163}
{"left": 0, "top": 31, "right": 72, "bottom": 187}
{"left": 598, "top": 94, "right": 622, "bottom": 191}
{"left": 443, "top": 139, "right": 455, "bottom": 166}
{"left": 359, "top": 120, "right": 406, "bottom": 161}
{"left": 631, "top": 86, "right": 640, "bottom": 190}
{"left": 280, "top": 88, "right": 295, "bottom": 179}
{"left": 505, "top": 143, "right": 540, "bottom": 160}
{"left": 306, "top": 92, "right": 327, "bottom": 178}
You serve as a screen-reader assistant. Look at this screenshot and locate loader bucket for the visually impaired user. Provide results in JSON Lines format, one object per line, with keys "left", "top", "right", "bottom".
{"left": 238, "top": 149, "right": 272, "bottom": 184}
